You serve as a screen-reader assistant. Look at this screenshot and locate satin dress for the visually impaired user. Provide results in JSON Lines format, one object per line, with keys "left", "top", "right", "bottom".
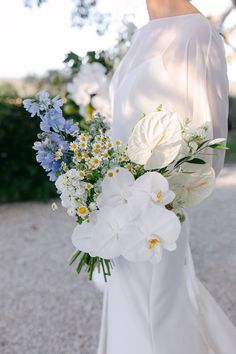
{"left": 97, "top": 13, "right": 236, "bottom": 354}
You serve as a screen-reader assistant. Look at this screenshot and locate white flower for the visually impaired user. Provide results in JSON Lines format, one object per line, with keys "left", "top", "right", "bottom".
{"left": 127, "top": 109, "right": 182, "bottom": 169}
{"left": 72, "top": 211, "right": 98, "bottom": 253}
{"left": 121, "top": 206, "right": 181, "bottom": 264}
{"left": 54, "top": 149, "right": 63, "bottom": 160}
{"left": 67, "top": 207, "right": 77, "bottom": 217}
{"left": 77, "top": 170, "right": 85, "bottom": 180}
{"left": 61, "top": 194, "right": 78, "bottom": 209}
{"left": 168, "top": 163, "right": 215, "bottom": 206}
{"left": 72, "top": 206, "right": 128, "bottom": 259}
{"left": 67, "top": 62, "right": 108, "bottom": 106}
{"left": 76, "top": 205, "right": 89, "bottom": 218}
{"left": 89, "top": 205, "right": 129, "bottom": 258}
{"left": 96, "top": 167, "right": 135, "bottom": 208}
{"left": 51, "top": 202, "right": 58, "bottom": 211}
{"left": 91, "top": 90, "right": 112, "bottom": 122}
{"left": 78, "top": 141, "right": 88, "bottom": 150}
{"left": 56, "top": 170, "right": 87, "bottom": 206}
{"left": 69, "top": 142, "right": 79, "bottom": 152}
{"left": 55, "top": 174, "right": 68, "bottom": 192}
{"left": 89, "top": 157, "right": 101, "bottom": 169}
{"left": 130, "top": 172, "right": 175, "bottom": 213}
{"left": 78, "top": 134, "right": 89, "bottom": 143}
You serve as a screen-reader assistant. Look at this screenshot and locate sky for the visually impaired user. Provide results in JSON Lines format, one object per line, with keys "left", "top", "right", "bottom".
{"left": 0, "top": 0, "right": 235, "bottom": 81}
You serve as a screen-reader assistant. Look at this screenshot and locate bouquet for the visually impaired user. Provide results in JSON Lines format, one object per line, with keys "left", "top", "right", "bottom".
{"left": 23, "top": 91, "right": 228, "bottom": 281}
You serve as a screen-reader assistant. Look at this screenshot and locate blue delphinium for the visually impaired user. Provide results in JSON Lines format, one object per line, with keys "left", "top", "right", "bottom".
{"left": 40, "top": 109, "right": 65, "bottom": 133}
{"left": 23, "top": 91, "right": 79, "bottom": 182}
{"left": 23, "top": 99, "right": 40, "bottom": 117}
{"left": 23, "top": 90, "right": 63, "bottom": 116}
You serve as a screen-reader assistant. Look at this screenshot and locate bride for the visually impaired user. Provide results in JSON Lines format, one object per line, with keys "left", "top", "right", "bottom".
{"left": 97, "top": 1, "right": 236, "bottom": 353}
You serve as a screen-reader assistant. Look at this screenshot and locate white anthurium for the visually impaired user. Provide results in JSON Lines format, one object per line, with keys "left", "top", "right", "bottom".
{"left": 127, "top": 109, "right": 182, "bottom": 170}
{"left": 121, "top": 206, "right": 181, "bottom": 264}
{"left": 167, "top": 163, "right": 215, "bottom": 207}
{"left": 89, "top": 205, "right": 130, "bottom": 259}
{"left": 129, "top": 172, "right": 175, "bottom": 214}
{"left": 96, "top": 167, "right": 135, "bottom": 208}
{"left": 71, "top": 211, "right": 98, "bottom": 253}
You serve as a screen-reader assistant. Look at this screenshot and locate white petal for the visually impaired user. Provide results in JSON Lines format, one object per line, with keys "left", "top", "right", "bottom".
{"left": 168, "top": 164, "right": 215, "bottom": 206}
{"left": 138, "top": 206, "right": 181, "bottom": 245}
{"left": 121, "top": 225, "right": 151, "bottom": 262}
{"left": 121, "top": 205, "right": 181, "bottom": 263}
{"left": 72, "top": 221, "right": 93, "bottom": 253}
{"left": 163, "top": 242, "right": 177, "bottom": 252}
{"left": 90, "top": 205, "right": 130, "bottom": 259}
{"left": 97, "top": 167, "right": 135, "bottom": 208}
{"left": 128, "top": 109, "right": 182, "bottom": 168}
{"left": 132, "top": 172, "right": 169, "bottom": 194}
{"left": 209, "top": 138, "right": 226, "bottom": 146}
{"left": 150, "top": 246, "right": 163, "bottom": 264}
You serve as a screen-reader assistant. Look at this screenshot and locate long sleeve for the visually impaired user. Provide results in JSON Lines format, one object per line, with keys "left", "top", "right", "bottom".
{"left": 206, "top": 31, "right": 229, "bottom": 176}
{"left": 186, "top": 24, "right": 229, "bottom": 176}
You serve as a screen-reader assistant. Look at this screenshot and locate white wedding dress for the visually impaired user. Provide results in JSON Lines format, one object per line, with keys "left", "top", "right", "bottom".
{"left": 97, "top": 13, "right": 236, "bottom": 354}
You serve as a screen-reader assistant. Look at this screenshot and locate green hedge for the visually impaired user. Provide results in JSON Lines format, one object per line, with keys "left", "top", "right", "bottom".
{"left": 0, "top": 101, "right": 56, "bottom": 202}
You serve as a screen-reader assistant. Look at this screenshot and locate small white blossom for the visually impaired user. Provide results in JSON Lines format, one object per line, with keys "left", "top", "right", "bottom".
{"left": 54, "top": 149, "right": 63, "bottom": 160}
{"left": 76, "top": 205, "right": 89, "bottom": 218}
{"left": 51, "top": 202, "right": 58, "bottom": 211}
{"left": 69, "top": 142, "right": 79, "bottom": 152}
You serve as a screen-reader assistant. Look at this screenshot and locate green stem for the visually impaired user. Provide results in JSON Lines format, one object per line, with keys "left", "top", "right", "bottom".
{"left": 100, "top": 258, "right": 107, "bottom": 282}
{"left": 76, "top": 253, "right": 88, "bottom": 274}
{"left": 104, "top": 259, "right": 111, "bottom": 276}
{"left": 68, "top": 249, "right": 81, "bottom": 265}
{"left": 88, "top": 257, "right": 96, "bottom": 280}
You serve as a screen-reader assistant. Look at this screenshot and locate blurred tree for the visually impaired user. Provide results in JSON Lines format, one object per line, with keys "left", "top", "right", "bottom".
{"left": 0, "top": 83, "right": 18, "bottom": 99}
{"left": 24, "top": 0, "right": 236, "bottom": 41}
{"left": 214, "top": 2, "right": 236, "bottom": 52}
{"left": 24, "top": 0, "right": 110, "bottom": 34}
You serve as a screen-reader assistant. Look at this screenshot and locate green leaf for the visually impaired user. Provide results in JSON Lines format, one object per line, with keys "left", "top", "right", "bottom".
{"left": 209, "top": 144, "right": 229, "bottom": 150}
{"left": 186, "top": 158, "right": 206, "bottom": 164}
{"left": 197, "top": 139, "right": 210, "bottom": 150}
{"left": 174, "top": 156, "right": 190, "bottom": 167}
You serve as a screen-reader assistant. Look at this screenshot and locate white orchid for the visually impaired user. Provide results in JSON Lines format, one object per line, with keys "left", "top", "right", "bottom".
{"left": 90, "top": 205, "right": 130, "bottom": 259}
{"left": 72, "top": 211, "right": 98, "bottom": 253}
{"left": 127, "top": 109, "right": 182, "bottom": 170}
{"left": 168, "top": 163, "right": 215, "bottom": 206}
{"left": 78, "top": 205, "right": 129, "bottom": 259}
{"left": 121, "top": 206, "right": 181, "bottom": 264}
{"left": 96, "top": 167, "right": 135, "bottom": 208}
{"left": 129, "top": 172, "right": 175, "bottom": 214}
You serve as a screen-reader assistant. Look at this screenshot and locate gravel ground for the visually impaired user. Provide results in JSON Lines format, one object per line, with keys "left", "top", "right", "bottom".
{"left": 0, "top": 165, "right": 236, "bottom": 354}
